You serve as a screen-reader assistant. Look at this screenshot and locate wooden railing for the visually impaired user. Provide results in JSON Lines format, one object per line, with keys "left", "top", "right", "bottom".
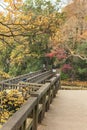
{"left": 25, "top": 70, "right": 53, "bottom": 83}
{"left": 0, "top": 74, "right": 60, "bottom": 130}
{"left": 0, "top": 71, "right": 53, "bottom": 91}
{"left": 0, "top": 70, "right": 42, "bottom": 84}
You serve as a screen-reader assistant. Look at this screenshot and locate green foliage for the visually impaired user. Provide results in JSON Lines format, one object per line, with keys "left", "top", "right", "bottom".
{"left": 24, "top": 0, "right": 61, "bottom": 14}
{"left": 77, "top": 42, "right": 87, "bottom": 56}
{"left": 0, "top": 42, "right": 12, "bottom": 73}
{"left": 61, "top": 72, "right": 69, "bottom": 80}
{"left": 77, "top": 68, "right": 87, "bottom": 81}
{"left": 63, "top": 57, "right": 87, "bottom": 81}
{"left": 0, "top": 0, "right": 86, "bottom": 82}
{"left": 78, "top": 68, "right": 87, "bottom": 74}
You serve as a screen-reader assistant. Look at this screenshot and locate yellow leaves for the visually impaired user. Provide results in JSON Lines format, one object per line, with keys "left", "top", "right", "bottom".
{"left": 0, "top": 124, "right": 2, "bottom": 128}
{"left": 4, "top": 0, "right": 11, "bottom": 2}
{"left": 0, "top": 12, "right": 4, "bottom": 18}
{"left": 4, "top": 0, "right": 23, "bottom": 4}
{"left": 10, "top": 44, "right": 30, "bottom": 65}
{"left": 0, "top": 85, "right": 31, "bottom": 126}
{"left": 0, "top": 42, "right": 6, "bottom": 50}
{"left": 19, "top": 14, "right": 32, "bottom": 23}
{"left": 34, "top": 16, "right": 49, "bottom": 27}
{"left": 0, "top": 109, "right": 13, "bottom": 126}
{"left": 0, "top": 1, "right": 63, "bottom": 74}
{"left": 0, "top": 119, "right": 6, "bottom": 123}
{"left": 0, "top": 71, "right": 10, "bottom": 80}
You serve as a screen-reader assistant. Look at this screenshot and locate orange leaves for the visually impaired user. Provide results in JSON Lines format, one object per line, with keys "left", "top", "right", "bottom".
{"left": 4, "top": 0, "right": 22, "bottom": 3}
{"left": 4, "top": 0, "right": 23, "bottom": 14}
{"left": 45, "top": 52, "right": 56, "bottom": 58}
{"left": 0, "top": 12, "right": 4, "bottom": 18}
{"left": 4, "top": 0, "right": 11, "bottom": 2}
{"left": 61, "top": 80, "right": 87, "bottom": 88}
{"left": 79, "top": 31, "right": 87, "bottom": 40}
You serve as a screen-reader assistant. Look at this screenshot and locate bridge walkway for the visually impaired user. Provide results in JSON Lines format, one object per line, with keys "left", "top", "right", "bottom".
{"left": 38, "top": 90, "right": 87, "bottom": 130}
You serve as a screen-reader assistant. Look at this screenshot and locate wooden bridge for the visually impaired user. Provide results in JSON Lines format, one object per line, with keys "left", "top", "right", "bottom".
{"left": 0, "top": 70, "right": 87, "bottom": 130}
{"left": 0, "top": 70, "right": 60, "bottom": 130}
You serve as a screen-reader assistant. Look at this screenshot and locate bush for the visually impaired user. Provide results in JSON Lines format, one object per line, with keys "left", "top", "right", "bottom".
{"left": 61, "top": 72, "right": 69, "bottom": 80}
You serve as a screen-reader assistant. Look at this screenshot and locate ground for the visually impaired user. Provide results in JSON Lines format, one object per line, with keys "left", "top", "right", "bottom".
{"left": 38, "top": 90, "right": 87, "bottom": 130}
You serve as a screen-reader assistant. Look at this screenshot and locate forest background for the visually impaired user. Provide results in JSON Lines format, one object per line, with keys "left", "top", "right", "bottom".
{"left": 0, "top": 0, "right": 87, "bottom": 81}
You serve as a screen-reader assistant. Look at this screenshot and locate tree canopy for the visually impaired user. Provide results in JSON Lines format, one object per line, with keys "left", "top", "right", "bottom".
{"left": 0, "top": 0, "right": 87, "bottom": 80}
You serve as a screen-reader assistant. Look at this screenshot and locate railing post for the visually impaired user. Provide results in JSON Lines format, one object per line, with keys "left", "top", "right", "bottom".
{"left": 32, "top": 104, "right": 38, "bottom": 130}
{"left": 38, "top": 94, "right": 46, "bottom": 123}
{"left": 45, "top": 89, "right": 50, "bottom": 112}
{"left": 42, "top": 94, "right": 46, "bottom": 120}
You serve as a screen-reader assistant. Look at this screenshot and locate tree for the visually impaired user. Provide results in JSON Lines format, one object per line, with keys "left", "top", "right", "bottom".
{"left": 58, "top": 0, "right": 87, "bottom": 80}
{"left": 60, "top": 0, "right": 87, "bottom": 61}
{"left": 0, "top": 0, "right": 64, "bottom": 75}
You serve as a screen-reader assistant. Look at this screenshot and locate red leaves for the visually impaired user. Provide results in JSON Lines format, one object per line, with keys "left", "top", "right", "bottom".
{"left": 62, "top": 64, "right": 72, "bottom": 72}
{"left": 45, "top": 52, "right": 56, "bottom": 58}
{"left": 45, "top": 48, "right": 67, "bottom": 60}
{"left": 56, "top": 48, "right": 67, "bottom": 60}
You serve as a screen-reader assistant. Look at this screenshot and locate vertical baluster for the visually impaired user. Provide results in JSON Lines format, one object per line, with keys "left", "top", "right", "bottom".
{"left": 32, "top": 105, "right": 38, "bottom": 130}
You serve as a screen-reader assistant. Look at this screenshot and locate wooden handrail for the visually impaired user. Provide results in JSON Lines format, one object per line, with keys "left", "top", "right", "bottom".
{"left": 0, "top": 70, "right": 53, "bottom": 91}
{"left": 0, "top": 82, "right": 42, "bottom": 90}
{"left": 0, "top": 74, "right": 60, "bottom": 130}
{"left": 26, "top": 70, "right": 53, "bottom": 83}
{"left": 0, "top": 70, "right": 42, "bottom": 84}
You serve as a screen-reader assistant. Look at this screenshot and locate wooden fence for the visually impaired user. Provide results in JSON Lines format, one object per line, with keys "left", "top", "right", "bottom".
{"left": 0, "top": 70, "right": 42, "bottom": 84}
{"left": 0, "top": 74, "right": 60, "bottom": 130}
{"left": 0, "top": 70, "right": 53, "bottom": 91}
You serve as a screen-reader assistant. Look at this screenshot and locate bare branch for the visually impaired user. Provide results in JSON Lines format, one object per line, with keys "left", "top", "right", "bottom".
{"left": 65, "top": 45, "right": 87, "bottom": 61}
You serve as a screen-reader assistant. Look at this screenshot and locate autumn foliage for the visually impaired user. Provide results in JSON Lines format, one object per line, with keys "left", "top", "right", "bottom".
{"left": 61, "top": 80, "right": 87, "bottom": 88}
{"left": 0, "top": 0, "right": 87, "bottom": 128}
{"left": 0, "top": 0, "right": 87, "bottom": 78}
{"left": 0, "top": 85, "right": 31, "bottom": 127}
